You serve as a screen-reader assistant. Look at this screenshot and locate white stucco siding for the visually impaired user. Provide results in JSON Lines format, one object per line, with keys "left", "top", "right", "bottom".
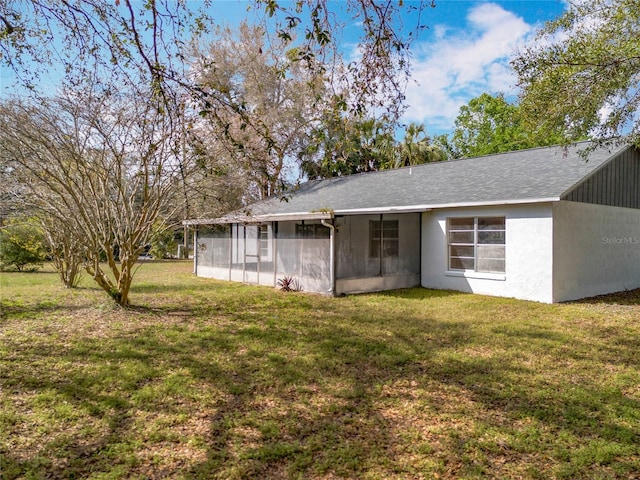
{"left": 552, "top": 201, "right": 640, "bottom": 302}
{"left": 421, "top": 204, "right": 555, "bottom": 303}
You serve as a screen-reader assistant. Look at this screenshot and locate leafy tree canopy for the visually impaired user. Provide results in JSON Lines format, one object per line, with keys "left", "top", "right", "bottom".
{"left": 301, "top": 117, "right": 445, "bottom": 179}
{"left": 512, "top": 0, "right": 640, "bottom": 147}
{"left": 447, "top": 93, "right": 566, "bottom": 158}
{"left": 0, "top": 217, "right": 46, "bottom": 272}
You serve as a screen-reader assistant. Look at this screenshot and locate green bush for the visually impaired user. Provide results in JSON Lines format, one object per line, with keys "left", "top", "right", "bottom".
{"left": 149, "top": 222, "right": 177, "bottom": 259}
{"left": 0, "top": 218, "right": 47, "bottom": 271}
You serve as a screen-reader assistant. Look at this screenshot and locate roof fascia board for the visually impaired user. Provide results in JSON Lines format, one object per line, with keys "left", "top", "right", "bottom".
{"left": 183, "top": 211, "right": 334, "bottom": 225}
{"left": 333, "top": 197, "right": 559, "bottom": 215}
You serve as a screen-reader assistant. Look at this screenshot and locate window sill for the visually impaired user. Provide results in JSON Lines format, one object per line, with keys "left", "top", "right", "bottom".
{"left": 446, "top": 271, "right": 506, "bottom": 281}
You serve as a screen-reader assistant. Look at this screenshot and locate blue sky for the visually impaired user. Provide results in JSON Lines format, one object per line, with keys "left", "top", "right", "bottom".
{"left": 398, "top": 1, "right": 565, "bottom": 133}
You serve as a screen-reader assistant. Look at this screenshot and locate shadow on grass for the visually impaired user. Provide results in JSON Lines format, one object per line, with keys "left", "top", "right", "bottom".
{"left": 370, "top": 287, "right": 469, "bottom": 300}
{"left": 0, "top": 300, "right": 91, "bottom": 321}
{"left": 568, "top": 288, "right": 640, "bottom": 306}
{"left": 2, "top": 287, "right": 639, "bottom": 479}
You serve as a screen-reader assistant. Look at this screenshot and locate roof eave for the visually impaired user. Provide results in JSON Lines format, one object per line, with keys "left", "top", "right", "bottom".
{"left": 183, "top": 211, "right": 334, "bottom": 226}
{"left": 183, "top": 197, "right": 561, "bottom": 225}
{"left": 332, "top": 197, "right": 560, "bottom": 215}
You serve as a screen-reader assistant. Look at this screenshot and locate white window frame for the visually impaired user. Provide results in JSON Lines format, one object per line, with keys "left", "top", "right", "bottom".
{"left": 259, "top": 223, "right": 273, "bottom": 262}
{"left": 447, "top": 217, "right": 505, "bottom": 274}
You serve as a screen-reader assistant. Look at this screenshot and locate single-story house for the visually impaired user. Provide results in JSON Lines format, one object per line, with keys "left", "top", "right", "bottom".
{"left": 184, "top": 142, "right": 640, "bottom": 303}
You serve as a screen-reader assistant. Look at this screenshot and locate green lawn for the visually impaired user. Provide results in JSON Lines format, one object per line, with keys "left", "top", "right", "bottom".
{"left": 1, "top": 261, "right": 639, "bottom": 479}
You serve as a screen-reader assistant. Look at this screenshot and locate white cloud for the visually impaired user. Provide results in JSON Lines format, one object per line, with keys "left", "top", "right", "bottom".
{"left": 403, "top": 3, "right": 535, "bottom": 133}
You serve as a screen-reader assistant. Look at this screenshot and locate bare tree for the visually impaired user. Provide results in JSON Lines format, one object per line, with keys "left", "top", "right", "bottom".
{"left": 1, "top": 1, "right": 430, "bottom": 127}
{"left": 190, "top": 23, "right": 327, "bottom": 200}
{"left": 0, "top": 89, "right": 180, "bottom": 306}
{"left": 40, "top": 216, "right": 83, "bottom": 288}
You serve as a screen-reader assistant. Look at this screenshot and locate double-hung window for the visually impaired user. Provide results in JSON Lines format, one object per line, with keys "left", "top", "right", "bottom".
{"left": 369, "top": 220, "right": 399, "bottom": 258}
{"left": 448, "top": 217, "right": 505, "bottom": 273}
{"left": 259, "top": 224, "right": 270, "bottom": 259}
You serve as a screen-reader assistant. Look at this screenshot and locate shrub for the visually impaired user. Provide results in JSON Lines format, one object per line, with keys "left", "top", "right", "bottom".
{"left": 0, "top": 218, "right": 47, "bottom": 272}
{"left": 277, "top": 276, "right": 303, "bottom": 292}
{"left": 149, "top": 222, "right": 178, "bottom": 259}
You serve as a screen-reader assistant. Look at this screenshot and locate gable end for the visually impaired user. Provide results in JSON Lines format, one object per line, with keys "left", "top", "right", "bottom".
{"left": 562, "top": 146, "right": 640, "bottom": 209}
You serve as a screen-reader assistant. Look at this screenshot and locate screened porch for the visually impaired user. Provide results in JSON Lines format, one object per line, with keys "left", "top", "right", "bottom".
{"left": 195, "top": 220, "right": 333, "bottom": 294}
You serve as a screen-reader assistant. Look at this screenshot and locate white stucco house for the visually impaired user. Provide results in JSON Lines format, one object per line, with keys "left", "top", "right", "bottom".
{"left": 184, "top": 142, "right": 640, "bottom": 303}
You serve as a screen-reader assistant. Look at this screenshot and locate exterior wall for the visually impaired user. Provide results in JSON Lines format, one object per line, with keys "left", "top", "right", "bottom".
{"left": 421, "top": 204, "right": 555, "bottom": 303}
{"left": 552, "top": 201, "right": 640, "bottom": 302}
{"left": 563, "top": 147, "right": 640, "bottom": 209}
{"left": 334, "top": 213, "right": 421, "bottom": 295}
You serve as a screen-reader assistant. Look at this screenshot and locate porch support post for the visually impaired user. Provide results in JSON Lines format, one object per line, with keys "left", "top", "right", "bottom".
{"left": 243, "top": 225, "right": 247, "bottom": 282}
{"left": 193, "top": 226, "right": 198, "bottom": 274}
{"left": 272, "top": 222, "right": 278, "bottom": 287}
{"left": 228, "top": 224, "right": 233, "bottom": 281}
{"left": 321, "top": 218, "right": 336, "bottom": 295}
{"left": 379, "top": 214, "right": 384, "bottom": 277}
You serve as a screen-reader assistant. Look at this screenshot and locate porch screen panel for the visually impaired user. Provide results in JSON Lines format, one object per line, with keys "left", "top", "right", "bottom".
{"left": 244, "top": 225, "right": 259, "bottom": 273}
{"left": 211, "top": 225, "right": 230, "bottom": 268}
{"left": 336, "top": 215, "right": 381, "bottom": 279}
{"left": 274, "top": 221, "right": 331, "bottom": 293}
{"left": 258, "top": 223, "right": 275, "bottom": 286}
{"left": 196, "top": 228, "right": 215, "bottom": 267}
{"left": 383, "top": 213, "right": 420, "bottom": 275}
{"left": 275, "top": 221, "right": 300, "bottom": 278}
{"left": 299, "top": 222, "right": 331, "bottom": 293}
{"left": 230, "top": 224, "right": 245, "bottom": 282}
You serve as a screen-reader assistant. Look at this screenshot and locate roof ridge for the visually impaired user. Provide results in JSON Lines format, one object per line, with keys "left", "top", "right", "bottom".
{"left": 292, "top": 141, "right": 597, "bottom": 186}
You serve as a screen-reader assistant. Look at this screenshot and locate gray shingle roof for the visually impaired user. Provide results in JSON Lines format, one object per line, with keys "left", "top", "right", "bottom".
{"left": 187, "top": 142, "right": 629, "bottom": 224}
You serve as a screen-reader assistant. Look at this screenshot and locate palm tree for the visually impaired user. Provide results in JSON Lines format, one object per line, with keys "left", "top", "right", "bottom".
{"left": 396, "top": 123, "right": 447, "bottom": 167}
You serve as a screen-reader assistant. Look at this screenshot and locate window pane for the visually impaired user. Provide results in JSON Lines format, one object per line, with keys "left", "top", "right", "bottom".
{"left": 448, "top": 216, "right": 506, "bottom": 273}
{"left": 449, "top": 231, "right": 474, "bottom": 244}
{"left": 315, "top": 225, "right": 330, "bottom": 238}
{"left": 370, "top": 221, "right": 381, "bottom": 237}
{"left": 370, "top": 239, "right": 381, "bottom": 258}
{"left": 478, "top": 231, "right": 505, "bottom": 244}
{"left": 449, "top": 217, "right": 474, "bottom": 230}
{"left": 383, "top": 239, "right": 399, "bottom": 257}
{"left": 477, "top": 258, "right": 505, "bottom": 273}
{"left": 367, "top": 220, "right": 399, "bottom": 258}
{"left": 478, "top": 245, "right": 505, "bottom": 259}
{"left": 369, "top": 221, "right": 381, "bottom": 258}
{"left": 478, "top": 217, "right": 505, "bottom": 230}
{"left": 260, "top": 225, "right": 269, "bottom": 257}
{"left": 449, "top": 245, "right": 474, "bottom": 258}
{"left": 383, "top": 220, "right": 398, "bottom": 238}
{"left": 450, "top": 256, "right": 475, "bottom": 270}
{"left": 477, "top": 245, "right": 505, "bottom": 273}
